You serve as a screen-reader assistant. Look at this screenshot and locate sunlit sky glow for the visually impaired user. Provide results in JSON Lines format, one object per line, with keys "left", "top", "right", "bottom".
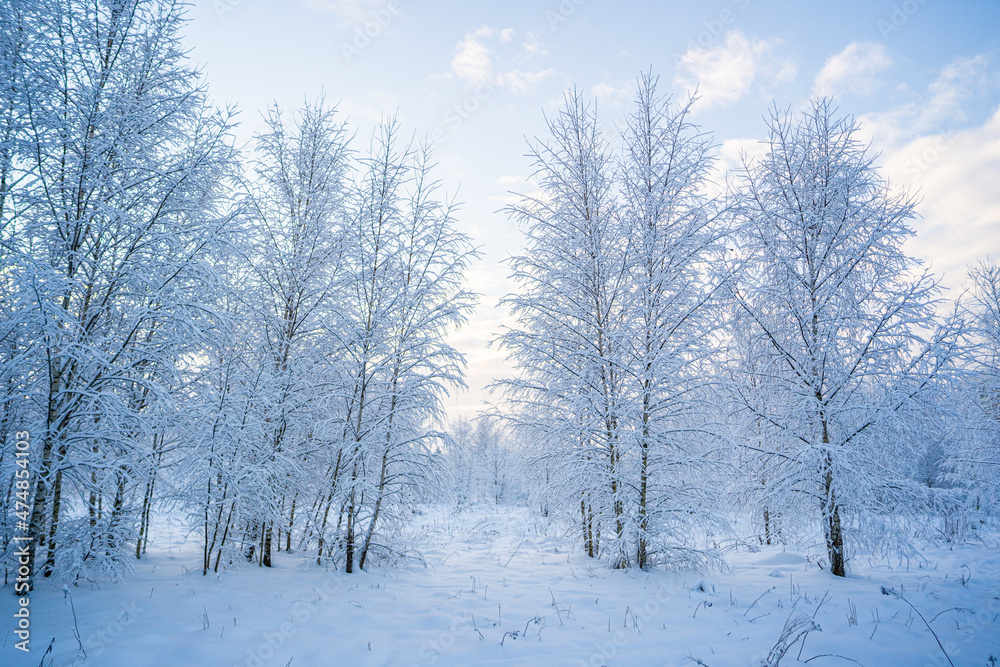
{"left": 181, "top": 0, "right": 1000, "bottom": 420}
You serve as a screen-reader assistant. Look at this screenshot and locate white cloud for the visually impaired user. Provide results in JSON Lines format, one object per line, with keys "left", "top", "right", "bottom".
{"left": 496, "top": 174, "right": 526, "bottom": 189}
{"left": 923, "top": 55, "right": 994, "bottom": 125}
{"left": 674, "top": 31, "right": 795, "bottom": 110}
{"left": 839, "top": 54, "right": 1000, "bottom": 295}
{"left": 521, "top": 31, "right": 547, "bottom": 57}
{"left": 880, "top": 106, "right": 1000, "bottom": 289}
{"left": 491, "top": 174, "right": 535, "bottom": 207}
{"left": 696, "top": 137, "right": 768, "bottom": 199}
{"left": 860, "top": 55, "right": 995, "bottom": 147}
{"left": 718, "top": 137, "right": 766, "bottom": 173}
{"left": 498, "top": 68, "right": 553, "bottom": 94}
{"left": 451, "top": 27, "right": 496, "bottom": 86}
{"left": 813, "top": 42, "right": 892, "bottom": 98}
{"left": 592, "top": 80, "right": 633, "bottom": 109}
{"left": 448, "top": 27, "right": 553, "bottom": 94}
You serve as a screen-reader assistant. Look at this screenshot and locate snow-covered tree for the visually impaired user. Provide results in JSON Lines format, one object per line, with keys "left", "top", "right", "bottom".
{"left": 618, "top": 74, "right": 728, "bottom": 569}
{"left": 441, "top": 416, "right": 476, "bottom": 505}
{"left": 726, "top": 99, "right": 964, "bottom": 576}
{"left": 0, "top": 0, "right": 33, "bottom": 584}
{"left": 5, "top": 0, "right": 238, "bottom": 584}
{"left": 313, "top": 120, "right": 476, "bottom": 573}
{"left": 242, "top": 99, "right": 350, "bottom": 568}
{"left": 498, "top": 79, "right": 727, "bottom": 570}
{"left": 182, "top": 302, "right": 265, "bottom": 574}
{"left": 950, "top": 259, "right": 1000, "bottom": 512}
{"left": 498, "top": 88, "right": 630, "bottom": 565}
{"left": 1, "top": 0, "right": 479, "bottom": 584}
{"left": 440, "top": 416, "right": 522, "bottom": 506}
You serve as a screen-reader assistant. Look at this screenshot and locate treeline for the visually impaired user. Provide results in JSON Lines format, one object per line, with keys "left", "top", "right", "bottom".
{"left": 1, "top": 0, "right": 998, "bottom": 587}
{"left": 0, "top": 0, "right": 475, "bottom": 585}
{"left": 492, "top": 79, "right": 1000, "bottom": 577}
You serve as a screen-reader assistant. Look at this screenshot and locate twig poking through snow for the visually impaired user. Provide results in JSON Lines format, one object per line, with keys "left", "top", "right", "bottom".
{"left": 38, "top": 637, "right": 54, "bottom": 667}
{"left": 765, "top": 612, "right": 820, "bottom": 667}
{"left": 63, "top": 586, "right": 86, "bottom": 658}
{"left": 803, "top": 654, "right": 863, "bottom": 665}
{"left": 684, "top": 651, "right": 709, "bottom": 665}
{"left": 886, "top": 590, "right": 956, "bottom": 667}
{"left": 812, "top": 590, "right": 830, "bottom": 619}
{"left": 745, "top": 587, "right": 775, "bottom": 616}
{"left": 928, "top": 607, "right": 972, "bottom": 624}
{"left": 504, "top": 537, "right": 525, "bottom": 567}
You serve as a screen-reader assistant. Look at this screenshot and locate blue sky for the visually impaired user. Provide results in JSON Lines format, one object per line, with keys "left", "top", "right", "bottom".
{"left": 183, "top": 0, "right": 1000, "bottom": 419}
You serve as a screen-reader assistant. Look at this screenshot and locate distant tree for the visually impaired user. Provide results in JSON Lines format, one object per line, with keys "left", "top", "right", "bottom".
{"left": 462, "top": 417, "right": 513, "bottom": 505}
{"left": 444, "top": 416, "right": 476, "bottom": 505}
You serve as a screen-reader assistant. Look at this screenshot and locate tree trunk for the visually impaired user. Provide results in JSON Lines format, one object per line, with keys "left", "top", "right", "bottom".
{"left": 214, "top": 501, "right": 235, "bottom": 573}
{"left": 203, "top": 477, "right": 211, "bottom": 575}
{"left": 344, "top": 489, "right": 356, "bottom": 574}
{"left": 826, "top": 502, "right": 845, "bottom": 577}
{"left": 609, "top": 433, "right": 627, "bottom": 569}
{"left": 26, "top": 434, "right": 54, "bottom": 589}
{"left": 359, "top": 448, "right": 390, "bottom": 571}
{"left": 262, "top": 522, "right": 272, "bottom": 567}
{"left": 637, "top": 391, "right": 651, "bottom": 569}
{"left": 316, "top": 489, "right": 334, "bottom": 565}
{"left": 286, "top": 494, "right": 297, "bottom": 552}
{"left": 137, "top": 473, "right": 156, "bottom": 559}
{"left": 581, "top": 494, "right": 597, "bottom": 558}
{"left": 44, "top": 465, "right": 65, "bottom": 577}
{"left": 822, "top": 448, "right": 845, "bottom": 577}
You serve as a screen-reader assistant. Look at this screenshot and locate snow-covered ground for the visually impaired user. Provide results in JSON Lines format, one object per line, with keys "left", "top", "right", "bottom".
{"left": 3, "top": 506, "right": 999, "bottom": 666}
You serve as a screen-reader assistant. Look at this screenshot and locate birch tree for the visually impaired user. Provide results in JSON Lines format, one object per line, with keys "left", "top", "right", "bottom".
{"left": 727, "top": 99, "right": 963, "bottom": 576}
{"left": 950, "top": 259, "right": 1000, "bottom": 512}
{"left": 498, "top": 89, "right": 632, "bottom": 567}
{"left": 353, "top": 139, "right": 476, "bottom": 571}
{"left": 618, "top": 74, "right": 728, "bottom": 569}
{"left": 499, "top": 80, "right": 730, "bottom": 570}
{"left": 9, "top": 0, "right": 238, "bottom": 583}
{"left": 316, "top": 119, "right": 476, "bottom": 573}
{"left": 241, "top": 99, "right": 350, "bottom": 568}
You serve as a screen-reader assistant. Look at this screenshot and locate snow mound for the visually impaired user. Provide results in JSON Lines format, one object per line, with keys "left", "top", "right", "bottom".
{"left": 758, "top": 551, "right": 807, "bottom": 566}
{"left": 692, "top": 579, "right": 717, "bottom": 594}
